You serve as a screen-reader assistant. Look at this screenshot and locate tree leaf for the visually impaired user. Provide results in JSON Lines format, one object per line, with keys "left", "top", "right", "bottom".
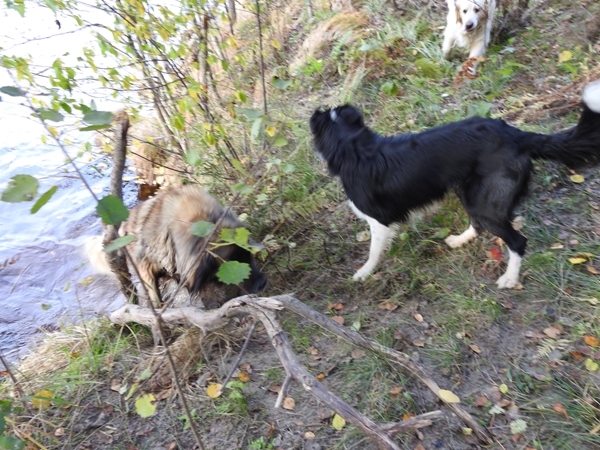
{"left": 189, "top": 221, "right": 216, "bottom": 237}
{"left": 585, "top": 358, "right": 599, "bottom": 372}
{"left": 79, "top": 124, "right": 112, "bottom": 132}
{"left": 499, "top": 384, "right": 509, "bottom": 394}
{"left": 438, "top": 389, "right": 460, "bottom": 403}
{"left": 251, "top": 117, "right": 263, "bottom": 142}
{"left": 234, "top": 227, "right": 250, "bottom": 247}
{"left": 38, "top": 108, "right": 64, "bottom": 122}
{"left": 381, "top": 81, "right": 398, "bottom": 96}
{"left": 331, "top": 413, "right": 346, "bottom": 431}
{"left": 282, "top": 397, "right": 295, "bottom": 410}
{"left": 235, "top": 108, "right": 264, "bottom": 120}
{"left": 569, "top": 257, "right": 587, "bottom": 265}
{"left": 30, "top": 185, "right": 58, "bottom": 213}
{"left": 103, "top": 235, "right": 135, "bottom": 253}
{"left": 1, "top": 175, "right": 38, "bottom": 202}
{"left": 216, "top": 261, "right": 251, "bottom": 285}
{"left": 134, "top": 394, "right": 157, "bottom": 418}
{"left": 265, "top": 125, "right": 276, "bottom": 137}
{"left": 82, "top": 110, "right": 114, "bottom": 126}
{"left": 96, "top": 195, "right": 129, "bottom": 225}
{"left": 584, "top": 335, "right": 600, "bottom": 347}
{"left": 0, "top": 86, "right": 26, "bottom": 96}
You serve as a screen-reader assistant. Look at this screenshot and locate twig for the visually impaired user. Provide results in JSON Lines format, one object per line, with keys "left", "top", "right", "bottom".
{"left": 217, "top": 322, "right": 256, "bottom": 396}
{"left": 274, "top": 373, "right": 293, "bottom": 409}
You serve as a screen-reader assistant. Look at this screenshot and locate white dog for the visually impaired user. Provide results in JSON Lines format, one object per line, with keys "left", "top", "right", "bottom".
{"left": 442, "top": 0, "right": 496, "bottom": 61}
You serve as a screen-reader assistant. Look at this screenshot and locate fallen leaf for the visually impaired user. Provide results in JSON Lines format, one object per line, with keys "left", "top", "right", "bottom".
{"left": 110, "top": 378, "right": 122, "bottom": 392}
{"left": 239, "top": 363, "right": 252, "bottom": 373}
{"left": 413, "top": 313, "right": 424, "bottom": 322}
{"left": 238, "top": 371, "right": 251, "bottom": 383}
{"left": 268, "top": 385, "right": 281, "bottom": 394}
{"left": 490, "top": 247, "right": 503, "bottom": 261}
{"left": 55, "top": 427, "right": 65, "bottom": 437}
{"left": 304, "top": 431, "right": 316, "bottom": 439}
{"left": 309, "top": 346, "right": 319, "bottom": 355}
{"left": 553, "top": 403, "right": 569, "bottom": 418}
{"left": 587, "top": 265, "right": 600, "bottom": 275}
{"left": 389, "top": 386, "right": 403, "bottom": 396}
{"left": 499, "top": 384, "right": 509, "bottom": 394}
{"left": 167, "top": 442, "right": 177, "bottom": 450}
{"left": 332, "top": 302, "right": 344, "bottom": 311}
{"left": 356, "top": 230, "right": 370, "bottom": 242}
{"left": 463, "top": 427, "right": 473, "bottom": 435}
{"left": 378, "top": 300, "right": 398, "bottom": 311}
{"left": 585, "top": 358, "right": 599, "bottom": 372}
{"left": 316, "top": 373, "right": 326, "bottom": 382}
{"left": 413, "top": 339, "right": 425, "bottom": 347}
{"left": 550, "top": 243, "right": 564, "bottom": 250}
{"left": 282, "top": 397, "right": 295, "bottom": 410}
{"left": 331, "top": 316, "right": 344, "bottom": 325}
{"left": 351, "top": 349, "right": 366, "bottom": 359}
{"left": 438, "top": 389, "right": 460, "bottom": 403}
{"left": 394, "top": 329, "right": 409, "bottom": 341}
{"left": 510, "top": 418, "right": 527, "bottom": 434}
{"left": 569, "top": 257, "right": 587, "bottom": 265}
{"left": 32, "top": 390, "right": 53, "bottom": 409}
{"left": 543, "top": 326, "right": 562, "bottom": 339}
{"left": 206, "top": 383, "right": 222, "bottom": 398}
{"left": 469, "top": 344, "right": 482, "bottom": 354}
{"left": 414, "top": 445, "right": 426, "bottom": 450}
{"left": 474, "top": 396, "right": 489, "bottom": 407}
{"left": 569, "top": 174, "right": 585, "bottom": 183}
{"left": 402, "top": 412, "right": 414, "bottom": 420}
{"left": 332, "top": 413, "right": 346, "bottom": 430}
{"left": 584, "top": 336, "right": 600, "bottom": 347}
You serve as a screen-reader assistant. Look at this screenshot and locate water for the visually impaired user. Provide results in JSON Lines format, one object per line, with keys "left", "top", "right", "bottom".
{"left": 0, "top": 5, "right": 138, "bottom": 362}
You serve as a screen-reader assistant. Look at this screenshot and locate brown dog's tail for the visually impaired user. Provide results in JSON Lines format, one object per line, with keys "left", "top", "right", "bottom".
{"left": 520, "top": 80, "right": 600, "bottom": 168}
{"left": 83, "top": 235, "right": 115, "bottom": 277}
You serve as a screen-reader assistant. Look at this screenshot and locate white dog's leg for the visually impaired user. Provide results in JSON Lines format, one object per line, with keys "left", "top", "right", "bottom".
{"left": 445, "top": 224, "right": 478, "bottom": 248}
{"left": 496, "top": 249, "right": 522, "bottom": 289}
{"left": 349, "top": 202, "right": 395, "bottom": 281}
{"left": 442, "top": 28, "right": 456, "bottom": 60}
{"left": 353, "top": 218, "right": 394, "bottom": 281}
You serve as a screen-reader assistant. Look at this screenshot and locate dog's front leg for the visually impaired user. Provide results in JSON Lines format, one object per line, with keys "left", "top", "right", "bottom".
{"left": 353, "top": 217, "right": 395, "bottom": 281}
{"left": 442, "top": 29, "right": 456, "bottom": 60}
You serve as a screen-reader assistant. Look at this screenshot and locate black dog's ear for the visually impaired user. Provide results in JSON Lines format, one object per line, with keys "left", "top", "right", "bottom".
{"left": 337, "top": 105, "right": 365, "bottom": 128}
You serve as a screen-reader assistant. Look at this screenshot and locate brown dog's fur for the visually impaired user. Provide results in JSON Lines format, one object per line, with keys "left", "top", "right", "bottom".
{"left": 86, "top": 185, "right": 266, "bottom": 307}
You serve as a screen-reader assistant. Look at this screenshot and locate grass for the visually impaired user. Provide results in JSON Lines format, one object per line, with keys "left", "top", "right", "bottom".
{"left": 2, "top": 0, "right": 600, "bottom": 448}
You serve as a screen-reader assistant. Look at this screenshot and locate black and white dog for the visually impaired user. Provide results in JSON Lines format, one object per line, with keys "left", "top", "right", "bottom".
{"left": 310, "top": 80, "right": 600, "bottom": 289}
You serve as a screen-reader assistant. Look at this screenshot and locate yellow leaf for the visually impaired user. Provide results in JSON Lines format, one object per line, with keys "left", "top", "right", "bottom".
{"left": 585, "top": 358, "right": 599, "bottom": 372}
{"left": 499, "top": 384, "right": 509, "bottom": 394}
{"left": 570, "top": 174, "right": 585, "bottom": 184}
{"left": 206, "top": 383, "right": 223, "bottom": 398}
{"left": 331, "top": 413, "right": 346, "bottom": 431}
{"left": 48, "top": 126, "right": 58, "bottom": 137}
{"left": 463, "top": 428, "right": 473, "bottom": 435}
{"left": 271, "top": 39, "right": 281, "bottom": 50}
{"left": 238, "top": 371, "right": 251, "bottom": 383}
{"left": 558, "top": 50, "right": 572, "bottom": 63}
{"left": 438, "top": 389, "right": 460, "bottom": 403}
{"left": 79, "top": 276, "right": 95, "bottom": 286}
{"left": 32, "top": 390, "right": 53, "bottom": 409}
{"left": 265, "top": 125, "right": 276, "bottom": 137}
{"left": 584, "top": 335, "right": 600, "bottom": 347}
{"left": 569, "top": 257, "right": 587, "bottom": 265}
{"left": 135, "top": 393, "right": 156, "bottom": 418}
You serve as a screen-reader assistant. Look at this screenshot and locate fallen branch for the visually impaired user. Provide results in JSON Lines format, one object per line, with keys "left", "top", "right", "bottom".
{"left": 110, "top": 295, "right": 444, "bottom": 449}
{"left": 275, "top": 294, "right": 493, "bottom": 444}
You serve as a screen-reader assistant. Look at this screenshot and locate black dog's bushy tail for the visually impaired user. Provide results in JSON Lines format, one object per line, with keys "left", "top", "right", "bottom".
{"left": 519, "top": 80, "right": 600, "bottom": 168}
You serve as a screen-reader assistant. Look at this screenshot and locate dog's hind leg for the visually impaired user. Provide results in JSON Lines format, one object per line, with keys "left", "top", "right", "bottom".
{"left": 487, "top": 222, "right": 527, "bottom": 289}
{"left": 445, "top": 224, "right": 478, "bottom": 248}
